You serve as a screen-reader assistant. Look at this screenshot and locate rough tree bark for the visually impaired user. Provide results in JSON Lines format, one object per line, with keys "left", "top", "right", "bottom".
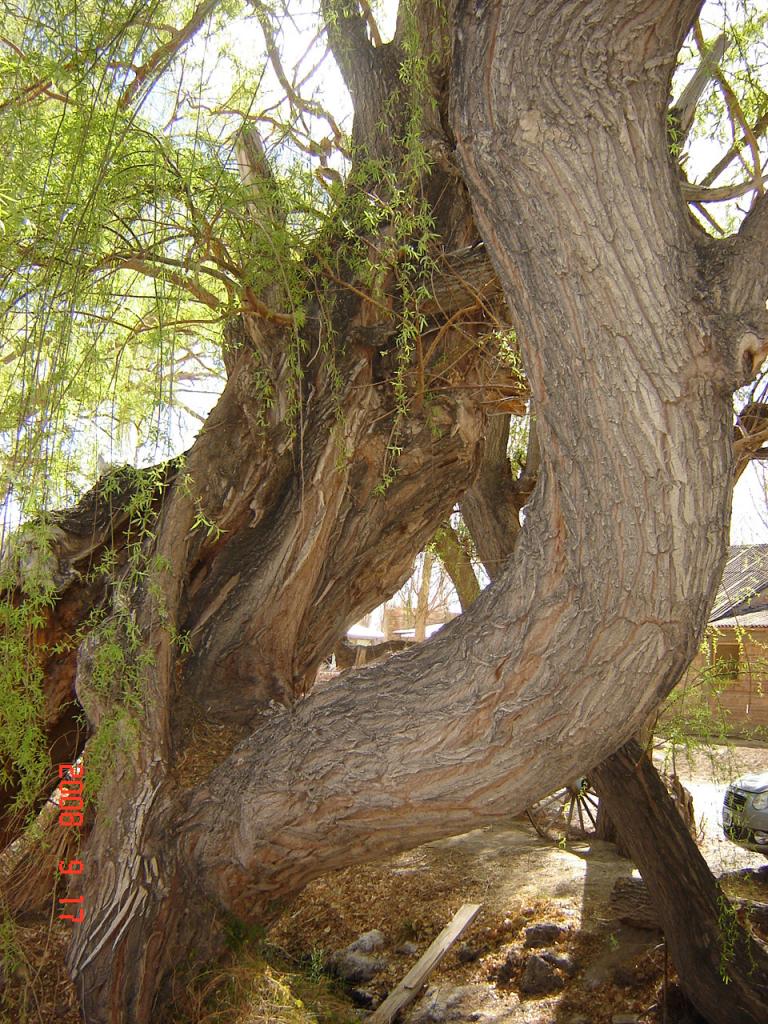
{"left": 592, "top": 743, "right": 768, "bottom": 1023}
{"left": 3, "top": 3, "right": 768, "bottom": 1023}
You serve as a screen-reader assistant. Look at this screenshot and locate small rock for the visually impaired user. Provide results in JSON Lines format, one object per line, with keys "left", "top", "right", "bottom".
{"left": 397, "top": 941, "right": 419, "bottom": 956}
{"left": 612, "top": 964, "right": 642, "bottom": 988}
{"left": 348, "top": 988, "right": 377, "bottom": 1008}
{"left": 523, "top": 922, "right": 567, "bottom": 947}
{"left": 541, "top": 950, "right": 577, "bottom": 977}
{"left": 495, "top": 947, "right": 523, "bottom": 985}
{"left": 519, "top": 954, "right": 565, "bottom": 995}
{"left": 348, "top": 929, "right": 386, "bottom": 954}
{"left": 328, "top": 949, "right": 387, "bottom": 984}
{"left": 406, "top": 984, "right": 520, "bottom": 1023}
{"left": 457, "top": 942, "right": 480, "bottom": 963}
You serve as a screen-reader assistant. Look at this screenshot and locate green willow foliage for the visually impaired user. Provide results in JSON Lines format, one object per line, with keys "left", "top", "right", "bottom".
{"left": 0, "top": 0, "right": 765, "bottom": 813}
{"left": 0, "top": 0, "right": 303, "bottom": 523}
{"left": 0, "top": 0, "right": 762, "bottom": 524}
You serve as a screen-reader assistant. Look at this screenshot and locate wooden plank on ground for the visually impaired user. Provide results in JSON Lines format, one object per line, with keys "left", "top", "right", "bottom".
{"left": 368, "top": 902, "right": 482, "bottom": 1024}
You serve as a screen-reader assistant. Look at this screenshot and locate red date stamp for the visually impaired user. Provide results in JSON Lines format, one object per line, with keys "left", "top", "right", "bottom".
{"left": 57, "top": 760, "right": 85, "bottom": 923}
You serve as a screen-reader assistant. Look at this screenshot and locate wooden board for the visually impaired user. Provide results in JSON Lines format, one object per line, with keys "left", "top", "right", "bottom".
{"left": 368, "top": 902, "right": 482, "bottom": 1024}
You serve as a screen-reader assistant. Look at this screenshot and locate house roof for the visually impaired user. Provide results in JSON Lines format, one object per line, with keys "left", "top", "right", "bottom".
{"left": 711, "top": 609, "right": 768, "bottom": 629}
{"left": 346, "top": 623, "right": 385, "bottom": 641}
{"left": 710, "top": 544, "right": 768, "bottom": 622}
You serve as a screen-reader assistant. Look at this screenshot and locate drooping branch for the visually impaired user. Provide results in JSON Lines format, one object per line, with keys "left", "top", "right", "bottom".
{"left": 0, "top": 463, "right": 181, "bottom": 841}
{"left": 119, "top": 0, "right": 224, "bottom": 110}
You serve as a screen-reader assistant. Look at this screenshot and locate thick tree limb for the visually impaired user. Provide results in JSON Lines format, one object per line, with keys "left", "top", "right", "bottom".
{"left": 669, "top": 32, "right": 728, "bottom": 142}
{"left": 721, "top": 192, "right": 768, "bottom": 377}
{"left": 320, "top": 0, "right": 376, "bottom": 99}
{"left": 460, "top": 415, "right": 520, "bottom": 580}
{"left": 732, "top": 192, "right": 768, "bottom": 304}
{"left": 460, "top": 412, "right": 539, "bottom": 582}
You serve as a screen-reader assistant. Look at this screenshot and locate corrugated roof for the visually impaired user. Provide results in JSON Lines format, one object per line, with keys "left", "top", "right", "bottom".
{"left": 710, "top": 544, "right": 768, "bottom": 621}
{"left": 710, "top": 609, "right": 768, "bottom": 629}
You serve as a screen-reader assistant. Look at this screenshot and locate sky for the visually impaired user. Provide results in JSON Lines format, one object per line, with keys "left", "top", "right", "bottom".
{"left": 732, "top": 464, "right": 768, "bottom": 543}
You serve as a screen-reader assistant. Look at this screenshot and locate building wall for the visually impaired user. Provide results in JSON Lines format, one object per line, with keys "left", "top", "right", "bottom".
{"left": 670, "top": 626, "right": 768, "bottom": 737}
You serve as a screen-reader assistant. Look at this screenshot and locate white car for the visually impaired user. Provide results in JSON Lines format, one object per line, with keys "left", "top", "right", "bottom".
{"left": 722, "top": 772, "right": 768, "bottom": 856}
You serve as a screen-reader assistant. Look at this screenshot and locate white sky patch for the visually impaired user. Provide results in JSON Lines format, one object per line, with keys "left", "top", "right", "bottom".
{"left": 733, "top": 464, "right": 768, "bottom": 543}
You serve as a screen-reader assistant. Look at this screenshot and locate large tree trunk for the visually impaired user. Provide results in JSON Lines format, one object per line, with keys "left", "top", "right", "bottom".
{"left": 592, "top": 742, "right": 768, "bottom": 1024}
{"left": 4, "top": 3, "right": 767, "bottom": 1022}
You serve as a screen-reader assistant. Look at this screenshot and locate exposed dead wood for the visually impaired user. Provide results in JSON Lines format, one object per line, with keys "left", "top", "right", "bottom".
{"left": 610, "top": 876, "right": 768, "bottom": 940}
{"left": 333, "top": 638, "right": 411, "bottom": 671}
{"left": 609, "top": 876, "right": 663, "bottom": 930}
{"left": 368, "top": 903, "right": 482, "bottom": 1024}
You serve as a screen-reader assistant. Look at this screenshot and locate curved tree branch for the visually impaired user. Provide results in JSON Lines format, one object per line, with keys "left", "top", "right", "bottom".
{"left": 683, "top": 176, "right": 768, "bottom": 203}
{"left": 700, "top": 108, "right": 768, "bottom": 188}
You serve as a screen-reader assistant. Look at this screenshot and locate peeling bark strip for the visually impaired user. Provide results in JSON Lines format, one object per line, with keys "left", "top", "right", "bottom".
{"left": 33, "top": 2, "right": 768, "bottom": 1021}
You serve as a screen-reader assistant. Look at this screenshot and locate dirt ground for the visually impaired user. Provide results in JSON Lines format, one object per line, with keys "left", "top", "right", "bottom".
{"left": 2, "top": 744, "right": 767, "bottom": 1024}
{"left": 270, "top": 741, "right": 768, "bottom": 1024}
